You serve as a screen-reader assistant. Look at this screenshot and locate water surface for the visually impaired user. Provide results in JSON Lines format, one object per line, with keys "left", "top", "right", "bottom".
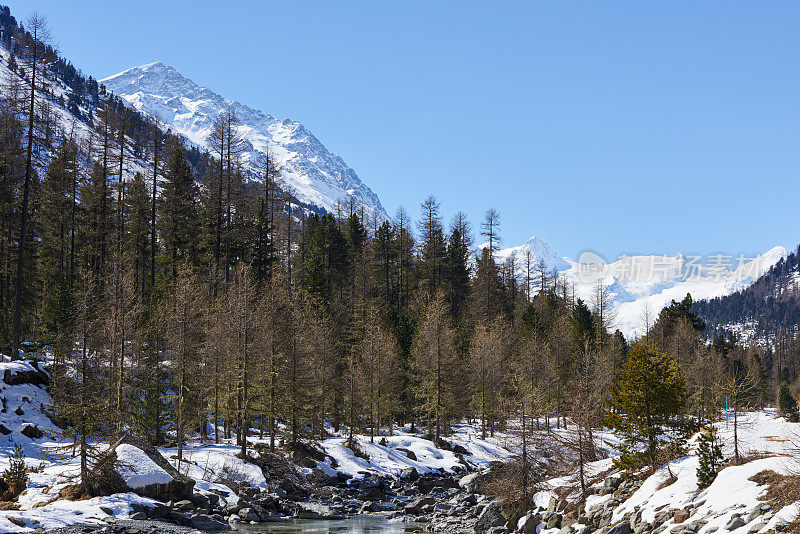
{"left": 235, "top": 516, "right": 423, "bottom": 533}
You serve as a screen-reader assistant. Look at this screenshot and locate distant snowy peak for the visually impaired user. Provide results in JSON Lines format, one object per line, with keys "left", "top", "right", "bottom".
{"left": 101, "top": 62, "right": 387, "bottom": 220}
{"left": 496, "top": 234, "right": 788, "bottom": 339}
{"left": 486, "top": 235, "right": 570, "bottom": 273}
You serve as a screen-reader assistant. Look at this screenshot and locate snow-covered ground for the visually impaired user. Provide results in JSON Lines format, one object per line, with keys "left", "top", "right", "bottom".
{"left": 0, "top": 356, "right": 513, "bottom": 532}
{"left": 317, "top": 426, "right": 513, "bottom": 480}
{"left": 534, "top": 410, "right": 800, "bottom": 533}
{"left": 2, "top": 352, "right": 799, "bottom": 533}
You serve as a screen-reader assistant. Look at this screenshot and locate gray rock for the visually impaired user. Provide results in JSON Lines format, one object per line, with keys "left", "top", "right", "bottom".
{"left": 238, "top": 507, "right": 260, "bottom": 522}
{"left": 725, "top": 515, "right": 745, "bottom": 530}
{"left": 546, "top": 513, "right": 562, "bottom": 530}
{"left": 517, "top": 512, "right": 542, "bottom": 534}
{"left": 474, "top": 501, "right": 505, "bottom": 533}
{"left": 745, "top": 506, "right": 762, "bottom": 524}
{"left": 86, "top": 433, "right": 195, "bottom": 501}
{"left": 174, "top": 500, "right": 194, "bottom": 511}
{"left": 608, "top": 523, "right": 631, "bottom": 534}
{"left": 547, "top": 495, "right": 558, "bottom": 512}
{"left": 401, "top": 467, "right": 419, "bottom": 480}
{"left": 189, "top": 513, "right": 230, "bottom": 531}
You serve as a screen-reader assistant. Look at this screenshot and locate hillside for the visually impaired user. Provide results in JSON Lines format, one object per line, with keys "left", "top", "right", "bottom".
{"left": 693, "top": 246, "right": 800, "bottom": 343}
{"left": 100, "top": 62, "right": 387, "bottom": 221}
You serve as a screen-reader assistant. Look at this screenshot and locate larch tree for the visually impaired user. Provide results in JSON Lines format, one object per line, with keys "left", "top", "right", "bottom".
{"left": 163, "top": 265, "right": 204, "bottom": 463}
{"left": 470, "top": 317, "right": 509, "bottom": 438}
{"left": 413, "top": 291, "right": 457, "bottom": 443}
{"left": 11, "top": 12, "right": 52, "bottom": 356}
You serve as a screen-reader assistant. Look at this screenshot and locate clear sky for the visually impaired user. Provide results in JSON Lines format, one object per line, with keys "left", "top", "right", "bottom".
{"left": 7, "top": 1, "right": 800, "bottom": 260}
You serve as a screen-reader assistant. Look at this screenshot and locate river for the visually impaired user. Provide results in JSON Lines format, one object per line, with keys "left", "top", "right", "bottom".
{"left": 235, "top": 516, "right": 424, "bottom": 533}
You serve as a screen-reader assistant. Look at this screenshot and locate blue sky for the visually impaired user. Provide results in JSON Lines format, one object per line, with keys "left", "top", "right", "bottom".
{"left": 9, "top": 1, "right": 800, "bottom": 260}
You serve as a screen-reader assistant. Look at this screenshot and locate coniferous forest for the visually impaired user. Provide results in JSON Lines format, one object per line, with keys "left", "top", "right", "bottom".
{"left": 1, "top": 4, "right": 800, "bottom": 533}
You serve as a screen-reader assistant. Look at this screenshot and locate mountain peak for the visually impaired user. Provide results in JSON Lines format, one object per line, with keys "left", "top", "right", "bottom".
{"left": 101, "top": 63, "right": 386, "bottom": 220}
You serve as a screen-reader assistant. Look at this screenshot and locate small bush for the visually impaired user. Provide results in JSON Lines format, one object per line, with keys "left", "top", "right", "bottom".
{"left": 696, "top": 425, "right": 723, "bottom": 490}
{"left": 2, "top": 444, "right": 28, "bottom": 500}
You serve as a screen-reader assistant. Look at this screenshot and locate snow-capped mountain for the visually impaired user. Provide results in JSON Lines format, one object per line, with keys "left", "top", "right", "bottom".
{"left": 485, "top": 235, "right": 570, "bottom": 273}
{"left": 100, "top": 62, "right": 386, "bottom": 220}
{"left": 491, "top": 236, "right": 788, "bottom": 339}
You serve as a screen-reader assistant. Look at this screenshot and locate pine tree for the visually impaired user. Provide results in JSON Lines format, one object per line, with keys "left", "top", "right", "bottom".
{"left": 3, "top": 443, "right": 28, "bottom": 499}
{"left": 778, "top": 383, "right": 798, "bottom": 422}
{"left": 158, "top": 147, "right": 200, "bottom": 280}
{"left": 696, "top": 424, "right": 723, "bottom": 489}
{"left": 38, "top": 140, "right": 77, "bottom": 403}
{"left": 11, "top": 12, "right": 52, "bottom": 356}
{"left": 417, "top": 196, "right": 446, "bottom": 296}
{"left": 444, "top": 217, "right": 471, "bottom": 323}
{"left": 603, "top": 341, "right": 686, "bottom": 470}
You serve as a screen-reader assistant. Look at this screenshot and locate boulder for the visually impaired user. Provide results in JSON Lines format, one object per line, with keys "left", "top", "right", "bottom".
{"left": 546, "top": 512, "right": 562, "bottom": 529}
{"left": 189, "top": 513, "right": 230, "bottom": 531}
{"left": 517, "top": 512, "right": 542, "bottom": 534}
{"left": 358, "top": 486, "right": 386, "bottom": 501}
{"left": 418, "top": 474, "right": 459, "bottom": 493}
{"left": 238, "top": 507, "right": 260, "bottom": 522}
{"left": 725, "top": 515, "right": 745, "bottom": 531}
{"left": 20, "top": 424, "right": 43, "bottom": 439}
{"left": 396, "top": 447, "right": 417, "bottom": 461}
{"left": 85, "top": 433, "right": 194, "bottom": 501}
{"left": 607, "top": 522, "right": 630, "bottom": 534}
{"left": 400, "top": 467, "right": 419, "bottom": 481}
{"left": 2, "top": 361, "right": 49, "bottom": 388}
{"left": 474, "top": 501, "right": 505, "bottom": 533}
{"left": 404, "top": 496, "right": 436, "bottom": 515}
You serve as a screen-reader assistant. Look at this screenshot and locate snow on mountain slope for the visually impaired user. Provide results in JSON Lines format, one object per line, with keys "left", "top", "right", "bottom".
{"left": 100, "top": 62, "right": 387, "bottom": 220}
{"left": 492, "top": 235, "right": 788, "bottom": 339}
{"left": 486, "top": 235, "right": 571, "bottom": 273}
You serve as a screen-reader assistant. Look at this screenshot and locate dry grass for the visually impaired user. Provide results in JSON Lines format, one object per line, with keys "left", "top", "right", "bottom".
{"left": 657, "top": 473, "right": 678, "bottom": 490}
{"left": 749, "top": 470, "right": 800, "bottom": 507}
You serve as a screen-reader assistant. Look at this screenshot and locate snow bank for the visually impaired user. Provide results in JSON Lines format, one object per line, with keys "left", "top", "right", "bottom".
{"left": 115, "top": 443, "right": 174, "bottom": 489}
{"left": 320, "top": 428, "right": 512, "bottom": 480}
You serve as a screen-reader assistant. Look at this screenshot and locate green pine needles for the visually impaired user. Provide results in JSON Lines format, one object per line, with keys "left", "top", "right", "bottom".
{"left": 603, "top": 341, "right": 686, "bottom": 471}
{"left": 778, "top": 383, "right": 799, "bottom": 422}
{"left": 3, "top": 443, "right": 28, "bottom": 499}
{"left": 696, "top": 424, "right": 723, "bottom": 490}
